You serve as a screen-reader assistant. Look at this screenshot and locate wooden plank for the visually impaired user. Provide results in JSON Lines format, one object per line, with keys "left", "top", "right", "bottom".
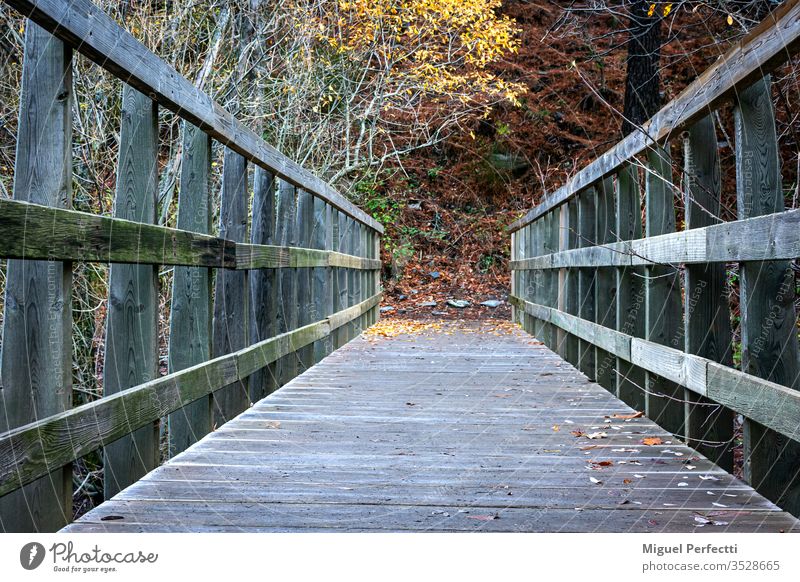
{"left": 168, "top": 123, "right": 213, "bottom": 456}
{"left": 296, "top": 189, "right": 315, "bottom": 373}
{"left": 595, "top": 178, "right": 617, "bottom": 392}
{"left": 682, "top": 114, "right": 734, "bottom": 471}
{"left": 643, "top": 145, "right": 685, "bottom": 436}
{"left": 0, "top": 24, "right": 72, "bottom": 533}
{"left": 577, "top": 187, "right": 596, "bottom": 380}
{"left": 615, "top": 164, "right": 646, "bottom": 410}
{"left": 510, "top": 208, "right": 800, "bottom": 269}
{"left": 103, "top": 86, "right": 159, "bottom": 499}
{"left": 734, "top": 76, "right": 800, "bottom": 513}
{"left": 312, "top": 198, "right": 333, "bottom": 363}
{"left": 212, "top": 148, "right": 250, "bottom": 425}
{"left": 3, "top": 0, "right": 383, "bottom": 234}
{"left": 346, "top": 217, "right": 358, "bottom": 341}
{"left": 275, "top": 179, "right": 299, "bottom": 388}
{"left": 507, "top": 0, "right": 800, "bottom": 233}
{"left": 62, "top": 322, "right": 799, "bottom": 533}
{"left": 247, "top": 166, "right": 277, "bottom": 403}
{"left": 331, "top": 209, "right": 343, "bottom": 350}
{"left": 0, "top": 295, "right": 382, "bottom": 498}
{"left": 562, "top": 201, "right": 579, "bottom": 364}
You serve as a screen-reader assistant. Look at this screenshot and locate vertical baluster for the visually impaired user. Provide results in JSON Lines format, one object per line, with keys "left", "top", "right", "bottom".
{"left": 347, "top": 217, "right": 358, "bottom": 339}
{"left": 595, "top": 178, "right": 617, "bottom": 392}
{"left": 577, "top": 187, "right": 597, "bottom": 381}
{"left": 212, "top": 148, "right": 249, "bottom": 425}
{"left": 615, "top": 164, "right": 646, "bottom": 409}
{"left": 275, "top": 179, "right": 298, "bottom": 385}
{"left": 644, "top": 145, "right": 685, "bottom": 435}
{"left": 683, "top": 115, "right": 734, "bottom": 470}
{"left": 543, "top": 211, "right": 559, "bottom": 350}
{"left": 296, "top": 189, "right": 314, "bottom": 372}
{"left": 371, "top": 228, "right": 381, "bottom": 324}
{"left": 248, "top": 166, "right": 277, "bottom": 402}
{"left": 103, "top": 86, "right": 159, "bottom": 498}
{"left": 0, "top": 24, "right": 73, "bottom": 532}
{"left": 510, "top": 231, "right": 517, "bottom": 323}
{"left": 564, "top": 199, "right": 579, "bottom": 365}
{"left": 313, "top": 198, "right": 333, "bottom": 362}
{"left": 336, "top": 211, "right": 349, "bottom": 347}
{"left": 168, "top": 123, "right": 213, "bottom": 456}
{"left": 529, "top": 221, "right": 541, "bottom": 338}
{"left": 735, "top": 76, "right": 800, "bottom": 511}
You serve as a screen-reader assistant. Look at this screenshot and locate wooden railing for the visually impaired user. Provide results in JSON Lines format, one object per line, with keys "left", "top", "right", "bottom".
{"left": 508, "top": 0, "right": 800, "bottom": 516}
{"left": 0, "top": 0, "right": 383, "bottom": 532}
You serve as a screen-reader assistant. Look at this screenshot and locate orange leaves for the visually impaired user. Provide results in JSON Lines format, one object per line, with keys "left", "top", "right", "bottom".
{"left": 612, "top": 411, "right": 644, "bottom": 420}
{"left": 641, "top": 437, "right": 663, "bottom": 446}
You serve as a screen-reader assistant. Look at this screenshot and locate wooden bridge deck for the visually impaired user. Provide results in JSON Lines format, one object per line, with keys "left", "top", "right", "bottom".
{"left": 64, "top": 321, "right": 799, "bottom": 533}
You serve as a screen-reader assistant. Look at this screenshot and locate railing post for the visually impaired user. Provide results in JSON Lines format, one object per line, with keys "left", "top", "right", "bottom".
{"left": 543, "top": 211, "right": 559, "bottom": 349}
{"left": 735, "top": 76, "right": 800, "bottom": 512}
{"left": 296, "top": 189, "right": 314, "bottom": 372}
{"left": 248, "top": 165, "right": 277, "bottom": 402}
{"left": 0, "top": 24, "right": 73, "bottom": 532}
{"left": 312, "top": 197, "right": 333, "bottom": 362}
{"left": 577, "top": 187, "right": 597, "bottom": 381}
{"left": 615, "top": 164, "right": 646, "bottom": 409}
{"left": 527, "top": 223, "right": 538, "bottom": 337}
{"left": 346, "top": 217, "right": 358, "bottom": 340}
{"left": 644, "top": 144, "right": 685, "bottom": 435}
{"left": 563, "top": 199, "right": 579, "bottom": 364}
{"left": 212, "top": 148, "right": 250, "bottom": 425}
{"left": 336, "top": 211, "right": 349, "bottom": 347}
{"left": 683, "top": 114, "right": 734, "bottom": 470}
{"left": 371, "top": 229, "right": 381, "bottom": 324}
{"left": 275, "top": 179, "right": 298, "bottom": 386}
{"left": 103, "top": 86, "right": 159, "bottom": 499}
{"left": 595, "top": 178, "right": 617, "bottom": 392}
{"left": 168, "top": 123, "right": 213, "bottom": 456}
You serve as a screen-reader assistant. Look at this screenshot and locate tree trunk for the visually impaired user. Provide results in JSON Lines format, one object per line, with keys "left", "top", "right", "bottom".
{"left": 622, "top": 0, "right": 662, "bottom": 136}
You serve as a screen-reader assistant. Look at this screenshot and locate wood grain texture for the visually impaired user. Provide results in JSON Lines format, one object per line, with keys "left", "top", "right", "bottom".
{"left": 507, "top": 0, "right": 800, "bottom": 233}
{"left": 643, "top": 145, "right": 685, "bottom": 437}
{"left": 103, "top": 86, "right": 159, "bottom": 499}
{"left": 0, "top": 293, "right": 382, "bottom": 498}
{"left": 682, "top": 115, "right": 734, "bottom": 471}
{"left": 168, "top": 123, "right": 213, "bottom": 457}
{"left": 734, "top": 76, "right": 800, "bottom": 514}
{"left": 595, "top": 178, "right": 617, "bottom": 392}
{"left": 295, "top": 190, "right": 315, "bottom": 373}
{"left": 63, "top": 322, "right": 799, "bottom": 533}
{"left": 312, "top": 197, "right": 333, "bottom": 362}
{"left": 577, "top": 188, "right": 597, "bottom": 381}
{"left": 248, "top": 166, "right": 277, "bottom": 404}
{"left": 212, "top": 148, "right": 249, "bottom": 425}
{"left": 615, "top": 165, "right": 646, "bottom": 410}
{"left": 275, "top": 179, "right": 299, "bottom": 388}
{"left": 0, "top": 24, "right": 72, "bottom": 533}
{"left": 4, "top": 0, "right": 383, "bottom": 234}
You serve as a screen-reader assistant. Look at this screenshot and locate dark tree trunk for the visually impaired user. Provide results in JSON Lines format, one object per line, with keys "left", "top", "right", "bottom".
{"left": 622, "top": 0, "right": 662, "bottom": 136}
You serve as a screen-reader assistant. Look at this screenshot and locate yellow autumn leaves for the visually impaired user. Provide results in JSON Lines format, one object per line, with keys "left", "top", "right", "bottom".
{"left": 303, "top": 0, "right": 525, "bottom": 106}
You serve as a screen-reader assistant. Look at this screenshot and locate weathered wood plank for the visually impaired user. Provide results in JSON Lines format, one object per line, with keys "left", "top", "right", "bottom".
{"left": 643, "top": 145, "right": 685, "bottom": 437}
{"left": 734, "top": 76, "right": 800, "bottom": 514}
{"left": 247, "top": 166, "right": 277, "bottom": 403}
{"left": 615, "top": 164, "right": 646, "bottom": 409}
{"left": 103, "top": 86, "right": 159, "bottom": 499}
{"left": 212, "top": 148, "right": 250, "bottom": 425}
{"left": 275, "top": 179, "right": 299, "bottom": 388}
{"left": 296, "top": 189, "right": 315, "bottom": 373}
{"left": 682, "top": 114, "right": 734, "bottom": 471}
{"left": 0, "top": 23, "right": 73, "bottom": 533}
{"left": 507, "top": 0, "right": 800, "bottom": 233}
{"left": 0, "top": 294, "right": 382, "bottom": 498}
{"left": 62, "top": 322, "right": 799, "bottom": 533}
{"left": 4, "top": 0, "right": 383, "bottom": 233}
{"left": 576, "top": 187, "right": 596, "bottom": 380}
{"left": 312, "top": 197, "right": 332, "bottom": 362}
{"left": 168, "top": 123, "right": 213, "bottom": 457}
{"left": 595, "top": 178, "right": 617, "bottom": 392}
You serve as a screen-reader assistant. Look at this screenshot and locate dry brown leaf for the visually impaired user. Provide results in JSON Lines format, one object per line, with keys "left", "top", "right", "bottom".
{"left": 613, "top": 411, "right": 644, "bottom": 420}
{"left": 571, "top": 429, "right": 585, "bottom": 437}
{"left": 641, "top": 437, "right": 663, "bottom": 446}
{"left": 467, "top": 515, "right": 498, "bottom": 521}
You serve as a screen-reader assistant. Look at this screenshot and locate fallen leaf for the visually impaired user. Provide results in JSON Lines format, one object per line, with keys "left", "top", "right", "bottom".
{"left": 552, "top": 424, "right": 560, "bottom": 432}
{"left": 641, "top": 437, "right": 663, "bottom": 446}
{"left": 613, "top": 411, "right": 644, "bottom": 419}
{"left": 623, "top": 479, "right": 632, "bottom": 485}
{"left": 590, "top": 460, "right": 614, "bottom": 467}
{"left": 100, "top": 515, "right": 124, "bottom": 521}
{"left": 467, "top": 515, "right": 498, "bottom": 521}
{"left": 579, "top": 445, "right": 598, "bottom": 451}
{"left": 571, "top": 429, "right": 586, "bottom": 437}
{"left": 586, "top": 432, "right": 607, "bottom": 439}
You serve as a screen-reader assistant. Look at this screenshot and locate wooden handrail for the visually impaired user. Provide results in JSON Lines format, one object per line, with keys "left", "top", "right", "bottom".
{"left": 0, "top": 293, "right": 382, "bottom": 498}
{"left": 4, "top": 0, "right": 383, "bottom": 234}
{"left": 508, "top": 0, "right": 800, "bottom": 233}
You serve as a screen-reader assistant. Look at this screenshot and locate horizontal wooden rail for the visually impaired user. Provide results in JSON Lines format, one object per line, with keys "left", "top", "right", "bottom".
{"left": 4, "top": 0, "right": 382, "bottom": 234}
{"left": 0, "top": 292, "right": 382, "bottom": 498}
{"left": 511, "top": 208, "right": 800, "bottom": 269}
{"left": 507, "top": 0, "right": 800, "bottom": 233}
{"left": 0, "top": 198, "right": 380, "bottom": 270}
{"left": 509, "top": 296, "right": 800, "bottom": 443}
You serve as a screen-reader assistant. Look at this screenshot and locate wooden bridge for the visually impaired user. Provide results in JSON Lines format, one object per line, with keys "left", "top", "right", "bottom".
{"left": 1, "top": 0, "right": 800, "bottom": 533}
